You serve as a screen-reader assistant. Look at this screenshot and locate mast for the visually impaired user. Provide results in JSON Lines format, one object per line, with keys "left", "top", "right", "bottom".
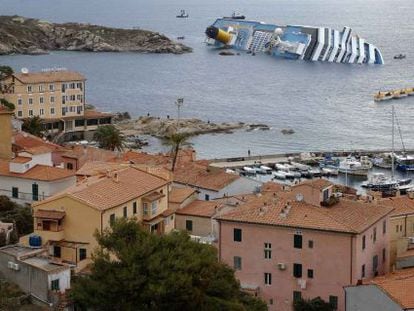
{"left": 392, "top": 105, "right": 395, "bottom": 179}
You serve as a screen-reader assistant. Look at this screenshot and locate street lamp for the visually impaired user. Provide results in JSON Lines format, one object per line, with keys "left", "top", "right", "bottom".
{"left": 175, "top": 98, "right": 184, "bottom": 127}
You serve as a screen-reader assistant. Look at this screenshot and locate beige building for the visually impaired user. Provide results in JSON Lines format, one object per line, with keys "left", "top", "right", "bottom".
{"left": 0, "top": 69, "right": 113, "bottom": 140}
{"left": 26, "top": 166, "right": 172, "bottom": 271}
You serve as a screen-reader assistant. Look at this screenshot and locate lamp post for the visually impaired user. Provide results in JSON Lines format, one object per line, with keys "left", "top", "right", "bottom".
{"left": 175, "top": 98, "right": 184, "bottom": 127}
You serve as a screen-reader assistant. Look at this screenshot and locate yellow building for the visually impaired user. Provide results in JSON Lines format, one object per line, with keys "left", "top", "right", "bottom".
{"left": 28, "top": 166, "right": 172, "bottom": 271}
{"left": 0, "top": 69, "right": 113, "bottom": 140}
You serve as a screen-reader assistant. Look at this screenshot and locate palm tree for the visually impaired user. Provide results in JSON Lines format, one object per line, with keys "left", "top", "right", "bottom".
{"left": 22, "top": 116, "right": 43, "bottom": 137}
{"left": 94, "top": 125, "right": 125, "bottom": 151}
{"left": 166, "top": 132, "right": 190, "bottom": 171}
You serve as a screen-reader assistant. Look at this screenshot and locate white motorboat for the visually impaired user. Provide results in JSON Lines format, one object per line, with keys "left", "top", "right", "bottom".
{"left": 275, "top": 163, "right": 289, "bottom": 171}
{"left": 322, "top": 167, "right": 339, "bottom": 176}
{"left": 338, "top": 157, "right": 369, "bottom": 176}
{"left": 309, "top": 168, "right": 322, "bottom": 177}
{"left": 243, "top": 166, "right": 256, "bottom": 175}
{"left": 259, "top": 165, "right": 273, "bottom": 174}
{"left": 273, "top": 171, "right": 287, "bottom": 180}
{"left": 284, "top": 171, "right": 296, "bottom": 179}
{"left": 290, "top": 161, "right": 311, "bottom": 170}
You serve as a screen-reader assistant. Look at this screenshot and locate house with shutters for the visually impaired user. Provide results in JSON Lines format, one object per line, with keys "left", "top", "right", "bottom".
{"left": 24, "top": 166, "right": 172, "bottom": 272}
{"left": 216, "top": 179, "right": 393, "bottom": 311}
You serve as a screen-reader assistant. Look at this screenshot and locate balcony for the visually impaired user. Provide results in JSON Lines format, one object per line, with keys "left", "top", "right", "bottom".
{"left": 35, "top": 229, "right": 64, "bottom": 243}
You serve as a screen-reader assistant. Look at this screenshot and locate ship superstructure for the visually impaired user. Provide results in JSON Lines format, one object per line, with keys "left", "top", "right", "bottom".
{"left": 205, "top": 18, "right": 384, "bottom": 64}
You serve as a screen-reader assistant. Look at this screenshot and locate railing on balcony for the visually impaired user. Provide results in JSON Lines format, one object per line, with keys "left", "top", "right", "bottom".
{"left": 0, "top": 188, "right": 49, "bottom": 203}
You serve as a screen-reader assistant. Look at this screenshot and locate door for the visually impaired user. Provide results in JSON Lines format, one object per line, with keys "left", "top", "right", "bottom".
{"left": 54, "top": 246, "right": 61, "bottom": 258}
{"left": 373, "top": 255, "right": 379, "bottom": 275}
{"left": 32, "top": 183, "right": 39, "bottom": 201}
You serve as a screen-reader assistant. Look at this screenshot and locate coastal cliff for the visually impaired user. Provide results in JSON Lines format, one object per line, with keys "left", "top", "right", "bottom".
{"left": 0, "top": 15, "right": 192, "bottom": 55}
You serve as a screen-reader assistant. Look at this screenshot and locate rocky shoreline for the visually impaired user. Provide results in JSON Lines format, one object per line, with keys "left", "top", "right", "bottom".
{"left": 115, "top": 116, "right": 270, "bottom": 138}
{"left": 0, "top": 15, "right": 192, "bottom": 55}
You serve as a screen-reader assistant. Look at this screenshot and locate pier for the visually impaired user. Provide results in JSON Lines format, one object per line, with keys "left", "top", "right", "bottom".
{"left": 209, "top": 148, "right": 414, "bottom": 169}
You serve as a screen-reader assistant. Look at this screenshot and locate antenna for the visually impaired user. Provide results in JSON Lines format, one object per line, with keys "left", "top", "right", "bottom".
{"left": 21, "top": 68, "right": 29, "bottom": 74}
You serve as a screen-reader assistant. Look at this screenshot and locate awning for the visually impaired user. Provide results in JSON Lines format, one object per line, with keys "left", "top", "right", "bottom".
{"left": 34, "top": 209, "right": 66, "bottom": 220}
{"left": 142, "top": 191, "right": 165, "bottom": 202}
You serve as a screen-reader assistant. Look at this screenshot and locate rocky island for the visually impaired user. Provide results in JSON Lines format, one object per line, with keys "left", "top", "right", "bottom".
{"left": 115, "top": 116, "right": 270, "bottom": 138}
{"left": 0, "top": 15, "right": 192, "bottom": 55}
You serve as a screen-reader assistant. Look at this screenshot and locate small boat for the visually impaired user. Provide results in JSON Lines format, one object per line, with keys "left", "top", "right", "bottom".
{"left": 309, "top": 168, "right": 322, "bottom": 177}
{"left": 319, "top": 154, "right": 340, "bottom": 169}
{"left": 226, "top": 168, "right": 236, "bottom": 174}
{"left": 322, "top": 167, "right": 339, "bottom": 176}
{"left": 177, "top": 36, "right": 185, "bottom": 40}
{"left": 361, "top": 173, "right": 399, "bottom": 191}
{"left": 273, "top": 171, "right": 287, "bottom": 180}
{"left": 338, "top": 157, "right": 369, "bottom": 176}
{"left": 176, "top": 10, "right": 189, "bottom": 18}
{"left": 242, "top": 166, "right": 256, "bottom": 175}
{"left": 224, "top": 12, "right": 245, "bottom": 19}
{"left": 393, "top": 90, "right": 408, "bottom": 99}
{"left": 372, "top": 156, "right": 392, "bottom": 169}
{"left": 374, "top": 91, "right": 393, "bottom": 102}
{"left": 395, "top": 154, "right": 414, "bottom": 171}
{"left": 284, "top": 171, "right": 296, "bottom": 179}
{"left": 260, "top": 165, "right": 273, "bottom": 174}
{"left": 275, "top": 163, "right": 289, "bottom": 171}
{"left": 290, "top": 161, "right": 311, "bottom": 171}
{"left": 299, "top": 170, "right": 312, "bottom": 178}
{"left": 394, "top": 54, "right": 406, "bottom": 60}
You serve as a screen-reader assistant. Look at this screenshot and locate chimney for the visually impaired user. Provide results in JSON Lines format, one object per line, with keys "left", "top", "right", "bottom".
{"left": 0, "top": 107, "right": 13, "bottom": 160}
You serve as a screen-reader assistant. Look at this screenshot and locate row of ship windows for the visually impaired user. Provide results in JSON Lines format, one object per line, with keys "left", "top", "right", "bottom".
{"left": 18, "top": 95, "right": 84, "bottom": 105}
{"left": 17, "top": 106, "right": 84, "bottom": 117}
{"left": 26, "top": 82, "right": 83, "bottom": 93}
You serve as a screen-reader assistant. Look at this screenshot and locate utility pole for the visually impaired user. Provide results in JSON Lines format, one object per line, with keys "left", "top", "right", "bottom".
{"left": 175, "top": 98, "right": 184, "bottom": 128}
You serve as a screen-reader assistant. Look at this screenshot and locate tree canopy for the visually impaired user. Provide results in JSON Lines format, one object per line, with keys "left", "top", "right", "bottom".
{"left": 71, "top": 219, "right": 267, "bottom": 311}
{"left": 294, "top": 297, "right": 334, "bottom": 311}
{"left": 0, "top": 196, "right": 33, "bottom": 237}
{"left": 22, "top": 116, "right": 43, "bottom": 137}
{"left": 94, "top": 124, "right": 125, "bottom": 151}
{"left": 0, "top": 65, "right": 13, "bottom": 79}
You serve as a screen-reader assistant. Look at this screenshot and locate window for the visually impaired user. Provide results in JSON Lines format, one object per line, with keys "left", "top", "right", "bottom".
{"left": 109, "top": 213, "right": 115, "bottom": 225}
{"left": 143, "top": 203, "right": 148, "bottom": 215}
{"left": 307, "top": 269, "right": 314, "bottom": 278}
{"left": 269, "top": 299, "right": 273, "bottom": 305}
{"left": 53, "top": 246, "right": 61, "bottom": 258}
{"left": 293, "top": 263, "right": 302, "bottom": 278}
{"left": 373, "top": 227, "right": 377, "bottom": 243}
{"left": 62, "top": 96, "right": 66, "bottom": 104}
{"left": 50, "top": 108, "right": 55, "bottom": 115}
{"left": 264, "top": 243, "right": 272, "bottom": 259}
{"left": 362, "top": 264, "right": 365, "bottom": 278}
{"left": 205, "top": 194, "right": 210, "bottom": 201}
{"left": 264, "top": 273, "right": 272, "bottom": 285}
{"left": 294, "top": 234, "right": 302, "bottom": 249}
{"left": 17, "top": 98, "right": 22, "bottom": 105}
{"left": 75, "top": 119, "right": 85, "bottom": 127}
{"left": 373, "top": 255, "right": 379, "bottom": 274}
{"left": 77, "top": 82, "right": 83, "bottom": 89}
{"left": 39, "top": 108, "right": 44, "bottom": 115}
{"left": 39, "top": 97, "right": 44, "bottom": 104}
{"left": 396, "top": 224, "right": 399, "bottom": 233}
{"left": 362, "top": 235, "right": 366, "bottom": 250}
{"left": 123, "top": 206, "right": 127, "bottom": 218}
{"left": 28, "top": 110, "right": 33, "bottom": 117}
{"left": 17, "top": 111, "right": 22, "bottom": 117}
{"left": 293, "top": 291, "right": 302, "bottom": 303}
{"left": 67, "top": 163, "right": 73, "bottom": 170}
{"left": 79, "top": 248, "right": 87, "bottom": 261}
{"left": 27, "top": 85, "right": 32, "bottom": 93}
{"left": 383, "top": 220, "right": 386, "bottom": 234}
{"left": 51, "top": 279, "right": 60, "bottom": 291}
{"left": 383, "top": 248, "right": 386, "bottom": 263}
{"left": 12, "top": 187, "right": 18, "bottom": 198}
{"left": 49, "top": 84, "right": 54, "bottom": 91}
{"left": 28, "top": 98, "right": 33, "bottom": 105}
{"left": 329, "top": 296, "right": 338, "bottom": 310}
{"left": 133, "top": 202, "right": 137, "bottom": 214}
{"left": 308, "top": 240, "right": 314, "bottom": 248}
{"left": 400, "top": 224, "right": 403, "bottom": 232}
{"left": 39, "top": 85, "right": 43, "bottom": 92}
{"left": 234, "top": 228, "right": 242, "bottom": 242}
{"left": 186, "top": 220, "right": 193, "bottom": 232}
{"left": 50, "top": 96, "right": 55, "bottom": 103}
{"left": 233, "top": 256, "right": 242, "bottom": 270}
{"left": 151, "top": 201, "right": 157, "bottom": 215}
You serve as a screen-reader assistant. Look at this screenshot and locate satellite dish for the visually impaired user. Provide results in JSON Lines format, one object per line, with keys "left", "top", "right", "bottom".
{"left": 21, "top": 68, "right": 29, "bottom": 74}
{"left": 295, "top": 193, "right": 304, "bottom": 202}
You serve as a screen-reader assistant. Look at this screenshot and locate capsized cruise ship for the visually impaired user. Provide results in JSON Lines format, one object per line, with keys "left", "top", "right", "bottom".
{"left": 205, "top": 18, "right": 384, "bottom": 64}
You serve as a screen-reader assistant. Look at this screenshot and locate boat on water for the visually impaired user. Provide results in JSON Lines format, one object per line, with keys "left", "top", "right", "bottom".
{"left": 319, "top": 154, "right": 340, "bottom": 169}
{"left": 224, "top": 12, "right": 245, "bottom": 20}
{"left": 395, "top": 154, "right": 414, "bottom": 171}
{"left": 273, "top": 171, "right": 287, "bottom": 180}
{"left": 176, "top": 10, "right": 189, "bottom": 18}
{"left": 338, "top": 156, "right": 370, "bottom": 176}
{"left": 205, "top": 18, "right": 384, "bottom": 64}
{"left": 374, "top": 87, "right": 414, "bottom": 102}
{"left": 361, "top": 173, "right": 411, "bottom": 191}
{"left": 321, "top": 167, "right": 339, "bottom": 176}
{"left": 371, "top": 155, "right": 392, "bottom": 169}
{"left": 394, "top": 54, "right": 406, "bottom": 60}
{"left": 259, "top": 165, "right": 273, "bottom": 174}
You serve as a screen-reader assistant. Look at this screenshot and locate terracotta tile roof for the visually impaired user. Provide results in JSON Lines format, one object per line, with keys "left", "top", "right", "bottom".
{"left": 217, "top": 193, "right": 393, "bottom": 234}
{"left": 293, "top": 178, "right": 333, "bottom": 190}
{"left": 365, "top": 268, "right": 414, "bottom": 309}
{"left": 10, "top": 156, "right": 31, "bottom": 164}
{"left": 123, "top": 151, "right": 170, "bottom": 166}
{"left": 13, "top": 71, "right": 86, "bottom": 84}
{"left": 13, "top": 131, "right": 62, "bottom": 153}
{"left": 34, "top": 209, "right": 65, "bottom": 220}
{"left": 142, "top": 191, "right": 165, "bottom": 202}
{"left": 379, "top": 196, "right": 414, "bottom": 217}
{"left": 22, "top": 146, "right": 53, "bottom": 155}
{"left": 173, "top": 163, "right": 240, "bottom": 191}
{"left": 169, "top": 187, "right": 196, "bottom": 203}
{"left": 0, "top": 159, "right": 75, "bottom": 181}
{"left": 37, "top": 167, "right": 169, "bottom": 210}
{"left": 61, "top": 145, "right": 118, "bottom": 161}
{"left": 261, "top": 181, "right": 284, "bottom": 193}
{"left": 176, "top": 200, "right": 220, "bottom": 218}
{"left": 62, "top": 110, "right": 114, "bottom": 120}
{"left": 76, "top": 161, "right": 127, "bottom": 177}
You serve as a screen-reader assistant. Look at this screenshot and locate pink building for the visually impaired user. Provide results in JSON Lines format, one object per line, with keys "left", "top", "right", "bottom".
{"left": 217, "top": 180, "right": 393, "bottom": 311}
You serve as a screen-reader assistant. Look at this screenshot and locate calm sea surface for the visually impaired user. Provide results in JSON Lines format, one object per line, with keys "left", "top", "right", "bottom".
{"left": 1, "top": 0, "right": 414, "bottom": 159}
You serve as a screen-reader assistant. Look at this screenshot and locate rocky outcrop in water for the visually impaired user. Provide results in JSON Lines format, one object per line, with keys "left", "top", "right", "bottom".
{"left": 0, "top": 15, "right": 192, "bottom": 55}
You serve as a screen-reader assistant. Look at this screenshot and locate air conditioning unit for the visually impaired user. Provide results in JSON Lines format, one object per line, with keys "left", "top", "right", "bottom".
{"left": 298, "top": 279, "right": 307, "bottom": 289}
{"left": 12, "top": 263, "right": 19, "bottom": 271}
{"left": 7, "top": 261, "right": 14, "bottom": 269}
{"left": 277, "top": 263, "right": 286, "bottom": 270}
{"left": 7, "top": 261, "right": 19, "bottom": 271}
